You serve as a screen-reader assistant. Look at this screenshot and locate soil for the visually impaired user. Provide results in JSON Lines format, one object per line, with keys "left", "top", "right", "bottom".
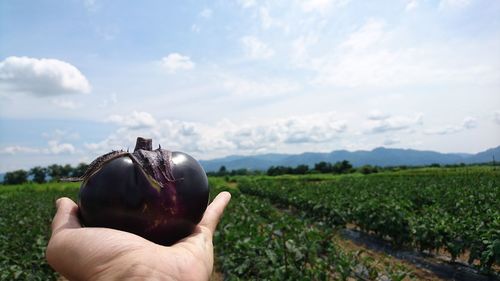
{"left": 340, "top": 228, "right": 500, "bottom": 281}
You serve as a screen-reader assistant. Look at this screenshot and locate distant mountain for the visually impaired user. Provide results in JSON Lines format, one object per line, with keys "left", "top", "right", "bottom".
{"left": 199, "top": 146, "right": 500, "bottom": 172}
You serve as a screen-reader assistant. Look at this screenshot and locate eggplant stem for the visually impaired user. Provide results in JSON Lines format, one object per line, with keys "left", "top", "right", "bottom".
{"left": 134, "top": 137, "right": 153, "bottom": 152}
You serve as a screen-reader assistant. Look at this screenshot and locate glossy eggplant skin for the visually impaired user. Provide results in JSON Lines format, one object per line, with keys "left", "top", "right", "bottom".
{"left": 78, "top": 151, "right": 209, "bottom": 246}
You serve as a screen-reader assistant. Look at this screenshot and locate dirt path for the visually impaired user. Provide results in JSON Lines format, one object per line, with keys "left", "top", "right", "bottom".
{"left": 340, "top": 228, "right": 500, "bottom": 281}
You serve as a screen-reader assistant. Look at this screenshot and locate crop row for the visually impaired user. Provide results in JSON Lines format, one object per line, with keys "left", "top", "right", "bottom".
{"left": 237, "top": 169, "right": 500, "bottom": 271}
{"left": 209, "top": 178, "right": 413, "bottom": 280}
{"left": 0, "top": 183, "right": 79, "bottom": 280}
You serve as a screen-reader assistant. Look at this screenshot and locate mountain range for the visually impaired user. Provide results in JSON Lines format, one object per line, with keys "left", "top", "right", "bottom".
{"left": 199, "top": 146, "right": 500, "bottom": 172}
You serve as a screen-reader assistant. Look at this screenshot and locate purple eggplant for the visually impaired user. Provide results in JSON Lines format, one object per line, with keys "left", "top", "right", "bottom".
{"left": 77, "top": 137, "right": 209, "bottom": 246}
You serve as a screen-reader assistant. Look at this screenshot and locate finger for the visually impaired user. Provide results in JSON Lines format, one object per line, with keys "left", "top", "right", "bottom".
{"left": 51, "top": 197, "right": 81, "bottom": 234}
{"left": 199, "top": 192, "right": 231, "bottom": 234}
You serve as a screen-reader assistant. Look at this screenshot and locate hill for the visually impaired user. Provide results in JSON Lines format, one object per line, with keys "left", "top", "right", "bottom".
{"left": 199, "top": 146, "right": 500, "bottom": 172}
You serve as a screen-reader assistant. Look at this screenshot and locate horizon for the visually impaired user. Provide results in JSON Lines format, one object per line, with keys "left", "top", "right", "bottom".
{"left": 1, "top": 144, "right": 498, "bottom": 174}
{"left": 1, "top": 0, "right": 499, "bottom": 173}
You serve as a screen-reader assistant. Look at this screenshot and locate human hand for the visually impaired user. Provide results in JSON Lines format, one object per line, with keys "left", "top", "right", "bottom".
{"left": 46, "top": 192, "right": 231, "bottom": 281}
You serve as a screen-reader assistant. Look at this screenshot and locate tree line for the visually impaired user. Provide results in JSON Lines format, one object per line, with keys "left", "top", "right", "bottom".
{"left": 266, "top": 160, "right": 368, "bottom": 176}
{"left": 3, "top": 160, "right": 489, "bottom": 185}
{"left": 208, "top": 160, "right": 382, "bottom": 177}
{"left": 2, "top": 163, "right": 89, "bottom": 185}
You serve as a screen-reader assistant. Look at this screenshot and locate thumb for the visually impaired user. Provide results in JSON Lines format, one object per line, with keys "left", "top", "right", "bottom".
{"left": 51, "top": 197, "right": 81, "bottom": 234}
{"left": 199, "top": 192, "right": 231, "bottom": 234}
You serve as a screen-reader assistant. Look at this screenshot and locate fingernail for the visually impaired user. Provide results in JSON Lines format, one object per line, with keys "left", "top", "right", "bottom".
{"left": 55, "top": 198, "right": 62, "bottom": 208}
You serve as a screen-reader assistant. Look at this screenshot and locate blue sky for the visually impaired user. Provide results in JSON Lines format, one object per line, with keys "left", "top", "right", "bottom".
{"left": 1, "top": 0, "right": 499, "bottom": 172}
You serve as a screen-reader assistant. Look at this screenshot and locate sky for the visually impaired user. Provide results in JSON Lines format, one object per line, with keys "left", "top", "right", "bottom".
{"left": 0, "top": 0, "right": 499, "bottom": 173}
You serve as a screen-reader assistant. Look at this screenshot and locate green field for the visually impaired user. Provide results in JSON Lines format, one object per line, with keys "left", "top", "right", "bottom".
{"left": 0, "top": 167, "right": 498, "bottom": 280}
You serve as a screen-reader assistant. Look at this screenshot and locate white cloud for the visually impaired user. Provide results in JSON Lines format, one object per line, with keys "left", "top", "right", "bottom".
{"left": 0, "top": 56, "right": 91, "bottom": 96}
{"left": 310, "top": 18, "right": 498, "bottom": 88}
{"left": 258, "top": 7, "right": 288, "bottom": 31}
{"left": 238, "top": 0, "right": 256, "bottom": 8}
{"left": 191, "top": 24, "right": 201, "bottom": 33}
{"left": 225, "top": 114, "right": 345, "bottom": 150}
{"left": 47, "top": 140, "right": 76, "bottom": 154}
{"left": 160, "top": 53, "right": 195, "bottom": 73}
{"left": 241, "top": 36, "right": 275, "bottom": 59}
{"left": 84, "top": 111, "right": 348, "bottom": 158}
{"left": 340, "top": 19, "right": 386, "bottom": 51}
{"left": 462, "top": 116, "right": 477, "bottom": 129}
{"left": 383, "top": 138, "right": 401, "bottom": 146}
{"left": 0, "top": 140, "right": 75, "bottom": 155}
{"left": 291, "top": 35, "right": 319, "bottom": 67}
{"left": 424, "top": 116, "right": 478, "bottom": 135}
{"left": 280, "top": 113, "right": 347, "bottom": 144}
{"left": 200, "top": 8, "right": 213, "bottom": 19}
{"left": 301, "top": 0, "right": 349, "bottom": 13}
{"left": 406, "top": 0, "right": 419, "bottom": 11}
{"left": 51, "top": 98, "right": 80, "bottom": 109}
{"left": 368, "top": 110, "right": 391, "bottom": 121}
{"left": 0, "top": 145, "right": 41, "bottom": 155}
{"left": 439, "top": 0, "right": 471, "bottom": 9}
{"left": 220, "top": 74, "right": 299, "bottom": 98}
{"left": 99, "top": 92, "right": 118, "bottom": 108}
{"left": 494, "top": 111, "right": 500, "bottom": 125}
{"left": 95, "top": 25, "right": 119, "bottom": 41}
{"left": 84, "top": 118, "right": 206, "bottom": 155}
{"left": 83, "top": 0, "right": 99, "bottom": 12}
{"left": 42, "top": 129, "right": 80, "bottom": 142}
{"left": 107, "top": 111, "right": 157, "bottom": 129}
{"left": 365, "top": 113, "right": 423, "bottom": 134}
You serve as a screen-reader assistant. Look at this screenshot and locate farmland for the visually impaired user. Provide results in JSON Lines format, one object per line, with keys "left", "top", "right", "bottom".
{"left": 0, "top": 167, "right": 499, "bottom": 280}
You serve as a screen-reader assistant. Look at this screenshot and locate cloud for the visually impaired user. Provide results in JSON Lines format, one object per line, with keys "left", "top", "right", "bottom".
{"left": 51, "top": 98, "right": 80, "bottom": 109}
{"left": 199, "top": 8, "right": 213, "bottom": 19}
{"left": 160, "top": 53, "right": 195, "bottom": 73}
{"left": 42, "top": 129, "right": 80, "bottom": 142}
{"left": 84, "top": 111, "right": 348, "bottom": 158}
{"left": 220, "top": 74, "right": 299, "bottom": 98}
{"left": 365, "top": 113, "right": 423, "bottom": 134}
{"left": 225, "top": 114, "right": 346, "bottom": 150}
{"left": 0, "top": 146, "right": 41, "bottom": 155}
{"left": 301, "top": 0, "right": 350, "bottom": 13}
{"left": 424, "top": 116, "right": 478, "bottom": 135}
{"left": 241, "top": 36, "right": 275, "bottom": 59}
{"left": 290, "top": 35, "right": 319, "bottom": 68}
{"left": 280, "top": 113, "right": 347, "bottom": 144}
{"left": 107, "top": 111, "right": 157, "bottom": 129}
{"left": 47, "top": 140, "right": 76, "bottom": 154}
{"left": 383, "top": 138, "right": 400, "bottom": 146}
{"left": 462, "top": 116, "right": 477, "bottom": 129}
{"left": 99, "top": 92, "right": 118, "bottom": 108}
{"left": 406, "top": 0, "right": 419, "bottom": 11}
{"left": 84, "top": 118, "right": 206, "bottom": 155}
{"left": 0, "top": 56, "right": 91, "bottom": 96}
{"left": 367, "top": 110, "right": 391, "bottom": 121}
{"left": 309, "top": 18, "right": 498, "bottom": 88}
{"left": 191, "top": 24, "right": 201, "bottom": 33}
{"left": 340, "top": 19, "right": 386, "bottom": 51}
{"left": 258, "top": 7, "right": 288, "bottom": 31}
{"left": 439, "top": 0, "right": 471, "bottom": 9}
{"left": 494, "top": 111, "right": 500, "bottom": 125}
{"left": 238, "top": 0, "right": 256, "bottom": 8}
{"left": 83, "top": 0, "right": 99, "bottom": 12}
{"left": 0, "top": 141, "right": 75, "bottom": 155}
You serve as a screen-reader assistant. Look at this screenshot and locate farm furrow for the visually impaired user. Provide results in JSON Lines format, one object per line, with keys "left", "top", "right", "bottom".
{"left": 234, "top": 170, "right": 500, "bottom": 279}
{"left": 210, "top": 178, "right": 423, "bottom": 280}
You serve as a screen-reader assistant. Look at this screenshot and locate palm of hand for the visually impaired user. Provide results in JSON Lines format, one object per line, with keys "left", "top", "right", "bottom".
{"left": 46, "top": 193, "right": 230, "bottom": 281}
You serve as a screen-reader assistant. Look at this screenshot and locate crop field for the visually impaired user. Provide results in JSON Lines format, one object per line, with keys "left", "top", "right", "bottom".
{"left": 0, "top": 167, "right": 499, "bottom": 280}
